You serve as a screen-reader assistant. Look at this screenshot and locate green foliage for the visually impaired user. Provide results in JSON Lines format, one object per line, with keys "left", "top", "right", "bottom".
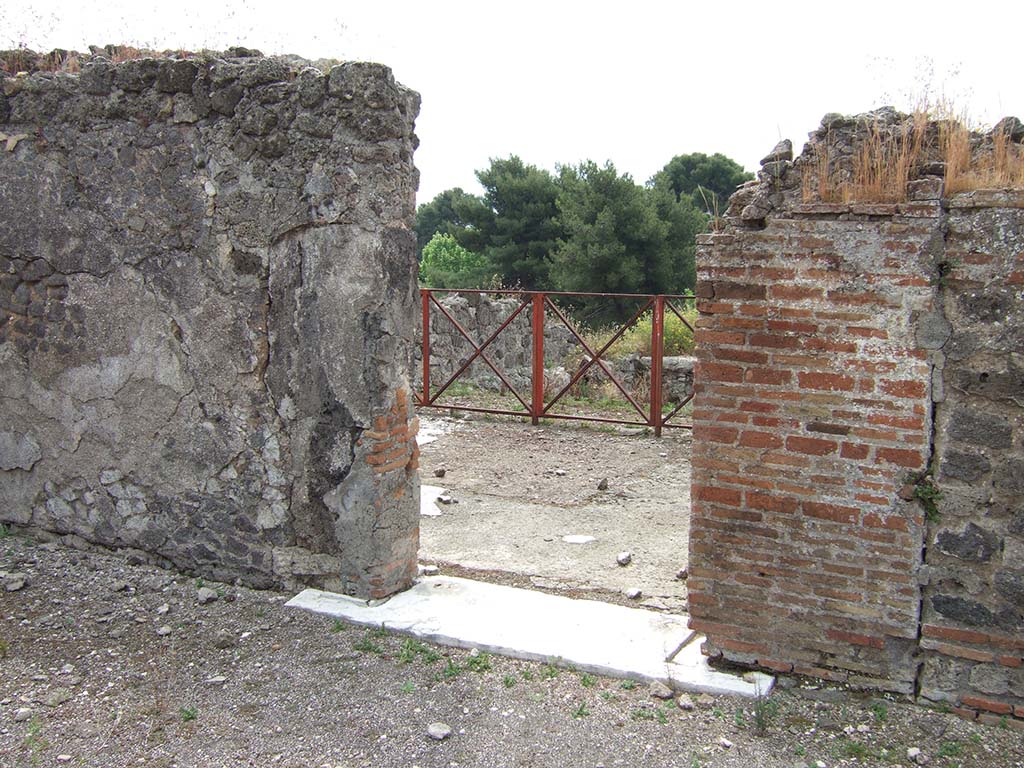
{"left": 0, "top": 636, "right": 8, "bottom": 658}
{"left": 651, "top": 152, "right": 753, "bottom": 214}
{"left": 0, "top": 523, "right": 10, "bottom": 538}
{"left": 353, "top": 636, "right": 383, "bottom": 654}
{"left": 330, "top": 619, "right": 346, "bottom": 633}
{"left": 620, "top": 679, "right": 637, "bottom": 690}
{"left": 399, "top": 681, "right": 415, "bottom": 694}
{"left": 419, "top": 232, "right": 490, "bottom": 288}
{"left": 572, "top": 702, "right": 590, "bottom": 718}
{"left": 938, "top": 740, "right": 962, "bottom": 757}
{"left": 870, "top": 700, "right": 888, "bottom": 723}
{"left": 179, "top": 706, "right": 198, "bottom": 722}
{"left": 540, "top": 663, "right": 560, "bottom": 680}
{"left": 579, "top": 672, "right": 596, "bottom": 688}
{"left": 552, "top": 161, "right": 704, "bottom": 323}
{"left": 466, "top": 652, "right": 492, "bottom": 673}
{"left": 415, "top": 187, "right": 478, "bottom": 253}
{"left": 454, "top": 156, "right": 563, "bottom": 289}
{"left": 753, "top": 696, "right": 779, "bottom": 734}
{"left": 914, "top": 474, "right": 943, "bottom": 523}
{"left": 443, "top": 657, "right": 461, "bottom": 679}
{"left": 502, "top": 674, "right": 517, "bottom": 688}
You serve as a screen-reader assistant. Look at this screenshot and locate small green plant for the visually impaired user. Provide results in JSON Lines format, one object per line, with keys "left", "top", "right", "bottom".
{"left": 913, "top": 472, "right": 943, "bottom": 523}
{"left": 572, "top": 702, "right": 590, "bottom": 718}
{"left": 870, "top": 700, "right": 889, "bottom": 723}
{"left": 0, "top": 523, "right": 10, "bottom": 538}
{"left": 753, "top": 695, "right": 779, "bottom": 734}
{"left": 969, "top": 732, "right": 982, "bottom": 745}
{"left": 794, "top": 745, "right": 806, "bottom": 757}
{"left": 938, "top": 741, "right": 962, "bottom": 758}
{"left": 0, "top": 637, "right": 9, "bottom": 658}
{"left": 180, "top": 706, "right": 198, "bottom": 722}
{"left": 712, "top": 706, "right": 724, "bottom": 719}
{"left": 619, "top": 679, "right": 636, "bottom": 690}
{"left": 580, "top": 672, "right": 596, "bottom": 688}
{"left": 690, "top": 755, "right": 703, "bottom": 768}
{"left": 540, "top": 664, "right": 560, "bottom": 680}
{"left": 371, "top": 626, "right": 389, "bottom": 639}
{"left": 443, "top": 658, "right": 461, "bottom": 679}
{"left": 399, "top": 681, "right": 415, "bottom": 694}
{"left": 330, "top": 619, "right": 346, "bottom": 633}
{"left": 194, "top": 578, "right": 204, "bottom": 589}
{"left": 466, "top": 652, "right": 492, "bottom": 673}
{"left": 600, "top": 691, "right": 614, "bottom": 701}
{"left": 631, "top": 708, "right": 656, "bottom": 721}
{"left": 521, "top": 669, "right": 534, "bottom": 682}
{"left": 353, "top": 636, "right": 383, "bottom": 654}
{"left": 503, "top": 674, "right": 517, "bottom": 688}
{"left": 837, "top": 738, "right": 870, "bottom": 759}
{"left": 656, "top": 706, "right": 669, "bottom": 725}
{"left": 734, "top": 708, "right": 747, "bottom": 727}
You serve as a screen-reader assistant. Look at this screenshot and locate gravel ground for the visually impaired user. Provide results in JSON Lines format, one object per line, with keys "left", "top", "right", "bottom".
{"left": 3, "top": 532, "right": 1023, "bottom": 767}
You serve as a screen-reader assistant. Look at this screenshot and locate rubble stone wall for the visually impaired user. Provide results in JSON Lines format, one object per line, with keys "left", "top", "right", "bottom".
{"left": 0, "top": 51, "right": 422, "bottom": 599}
{"left": 690, "top": 111, "right": 1024, "bottom": 719}
{"left": 920, "top": 191, "right": 1024, "bottom": 723}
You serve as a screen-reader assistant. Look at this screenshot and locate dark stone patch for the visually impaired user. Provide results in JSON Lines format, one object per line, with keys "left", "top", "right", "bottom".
{"left": 947, "top": 409, "right": 1013, "bottom": 450}
{"left": 931, "top": 594, "right": 1021, "bottom": 630}
{"left": 940, "top": 450, "right": 992, "bottom": 483}
{"left": 935, "top": 522, "right": 1001, "bottom": 562}
{"left": 993, "top": 459, "right": 1024, "bottom": 495}
{"left": 995, "top": 570, "right": 1024, "bottom": 609}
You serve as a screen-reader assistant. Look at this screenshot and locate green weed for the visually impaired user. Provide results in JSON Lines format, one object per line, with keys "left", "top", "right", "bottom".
{"left": 179, "top": 706, "right": 198, "bottom": 722}
{"left": 870, "top": 700, "right": 889, "bottom": 723}
{"left": 938, "top": 741, "right": 962, "bottom": 758}
{"left": 353, "top": 636, "right": 383, "bottom": 654}
{"left": 466, "top": 652, "right": 492, "bottom": 673}
{"left": 503, "top": 674, "right": 516, "bottom": 688}
{"left": 540, "top": 664, "right": 560, "bottom": 680}
{"left": 734, "top": 708, "right": 747, "bottom": 727}
{"left": 619, "top": 679, "right": 636, "bottom": 690}
{"left": 399, "top": 681, "right": 415, "bottom": 694}
{"left": 753, "top": 696, "right": 779, "bottom": 734}
{"left": 580, "top": 672, "right": 596, "bottom": 688}
{"left": 572, "top": 702, "right": 590, "bottom": 718}
{"left": 443, "top": 658, "right": 461, "bottom": 679}
{"left": 330, "top": 619, "right": 346, "bottom": 633}
{"left": 0, "top": 523, "right": 10, "bottom": 538}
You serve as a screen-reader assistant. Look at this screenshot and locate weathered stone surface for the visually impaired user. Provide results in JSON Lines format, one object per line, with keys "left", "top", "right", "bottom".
{"left": 935, "top": 523, "right": 1001, "bottom": 563}
{"left": 946, "top": 409, "right": 1013, "bottom": 450}
{"left": 0, "top": 51, "right": 421, "bottom": 599}
{"left": 0, "top": 431, "right": 41, "bottom": 470}
{"left": 939, "top": 450, "right": 991, "bottom": 483}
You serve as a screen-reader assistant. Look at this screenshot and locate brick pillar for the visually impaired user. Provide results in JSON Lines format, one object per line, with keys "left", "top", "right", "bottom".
{"left": 688, "top": 198, "right": 941, "bottom": 692}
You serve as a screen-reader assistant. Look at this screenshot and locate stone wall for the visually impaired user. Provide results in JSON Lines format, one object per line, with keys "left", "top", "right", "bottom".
{"left": 690, "top": 111, "right": 1024, "bottom": 718}
{"left": 0, "top": 50, "right": 422, "bottom": 599}
{"left": 919, "top": 191, "right": 1024, "bottom": 722}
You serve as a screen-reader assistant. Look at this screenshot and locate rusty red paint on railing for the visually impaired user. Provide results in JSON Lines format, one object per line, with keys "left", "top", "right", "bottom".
{"left": 416, "top": 289, "right": 695, "bottom": 436}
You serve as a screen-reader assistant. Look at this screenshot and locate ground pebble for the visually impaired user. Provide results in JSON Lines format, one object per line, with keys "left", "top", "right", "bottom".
{"left": 14, "top": 707, "right": 32, "bottom": 722}
{"left": 433, "top": 468, "right": 446, "bottom": 478}
{"left": 718, "top": 737, "right": 733, "bottom": 749}
{"left": 427, "top": 722, "right": 452, "bottom": 740}
{"left": 45, "top": 688, "right": 72, "bottom": 707}
{"left": 676, "top": 694, "right": 695, "bottom": 710}
{"left": 156, "top": 603, "right": 170, "bottom": 615}
{"left": 156, "top": 624, "right": 172, "bottom": 636}
{"left": 649, "top": 681, "right": 674, "bottom": 699}
{"left": 3, "top": 573, "right": 27, "bottom": 591}
{"left": 213, "top": 631, "right": 237, "bottom": 649}
{"left": 56, "top": 755, "right": 72, "bottom": 763}
{"left": 616, "top": 551, "right": 632, "bottom": 566}
{"left": 197, "top": 587, "right": 218, "bottom": 605}
{"left": 675, "top": 567, "right": 688, "bottom": 580}
{"left": 625, "top": 588, "right": 642, "bottom": 600}
{"left": 597, "top": 478, "right": 608, "bottom": 490}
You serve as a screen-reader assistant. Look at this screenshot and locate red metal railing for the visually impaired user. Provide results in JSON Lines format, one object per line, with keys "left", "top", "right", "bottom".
{"left": 417, "top": 289, "right": 696, "bottom": 436}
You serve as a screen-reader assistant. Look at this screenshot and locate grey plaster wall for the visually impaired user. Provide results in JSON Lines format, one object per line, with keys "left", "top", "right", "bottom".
{"left": 0, "top": 50, "right": 422, "bottom": 598}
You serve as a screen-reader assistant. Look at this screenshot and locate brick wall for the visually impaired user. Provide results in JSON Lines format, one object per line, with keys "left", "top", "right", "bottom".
{"left": 691, "top": 168, "right": 1023, "bottom": 715}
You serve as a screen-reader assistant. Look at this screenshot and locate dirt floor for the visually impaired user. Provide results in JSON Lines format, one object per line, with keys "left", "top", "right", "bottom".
{"left": 3, "top": 536, "right": 1023, "bottom": 768}
{"left": 2, "top": 413, "right": 1023, "bottom": 766}
{"left": 417, "top": 415, "right": 691, "bottom": 611}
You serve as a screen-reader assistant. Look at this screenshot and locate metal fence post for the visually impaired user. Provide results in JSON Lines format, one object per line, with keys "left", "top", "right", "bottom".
{"left": 531, "top": 293, "right": 545, "bottom": 426}
{"left": 421, "top": 289, "right": 431, "bottom": 406}
{"left": 650, "top": 295, "right": 665, "bottom": 437}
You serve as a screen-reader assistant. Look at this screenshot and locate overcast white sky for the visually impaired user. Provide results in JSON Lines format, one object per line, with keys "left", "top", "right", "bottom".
{"left": 3, "top": 1, "right": 1020, "bottom": 203}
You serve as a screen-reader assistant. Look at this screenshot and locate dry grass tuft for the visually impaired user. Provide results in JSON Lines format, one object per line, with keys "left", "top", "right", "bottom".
{"left": 941, "top": 118, "right": 1024, "bottom": 194}
{"left": 803, "top": 110, "right": 930, "bottom": 204}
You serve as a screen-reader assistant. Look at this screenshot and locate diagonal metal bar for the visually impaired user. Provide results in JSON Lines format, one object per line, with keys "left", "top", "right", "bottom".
{"left": 542, "top": 297, "right": 652, "bottom": 422}
{"left": 661, "top": 391, "right": 694, "bottom": 425}
{"left": 665, "top": 297, "right": 696, "bottom": 334}
{"left": 426, "top": 293, "right": 532, "bottom": 410}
